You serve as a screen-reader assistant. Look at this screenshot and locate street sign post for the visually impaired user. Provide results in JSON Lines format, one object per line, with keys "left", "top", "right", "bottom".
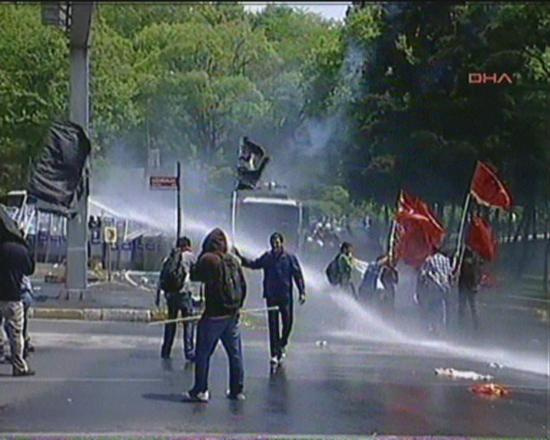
{"left": 149, "top": 176, "right": 178, "bottom": 190}
{"left": 149, "top": 162, "right": 182, "bottom": 245}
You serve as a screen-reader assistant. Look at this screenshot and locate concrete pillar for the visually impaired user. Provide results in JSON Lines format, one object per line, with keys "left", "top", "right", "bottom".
{"left": 66, "top": 37, "right": 90, "bottom": 296}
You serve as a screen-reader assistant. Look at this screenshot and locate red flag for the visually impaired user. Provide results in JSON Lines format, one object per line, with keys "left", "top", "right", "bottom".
{"left": 470, "top": 162, "right": 513, "bottom": 210}
{"left": 399, "top": 191, "right": 444, "bottom": 231}
{"left": 466, "top": 216, "right": 498, "bottom": 261}
{"left": 394, "top": 200, "right": 447, "bottom": 268}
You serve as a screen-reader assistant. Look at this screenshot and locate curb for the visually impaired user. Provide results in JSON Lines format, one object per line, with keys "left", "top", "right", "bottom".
{"left": 29, "top": 308, "right": 166, "bottom": 323}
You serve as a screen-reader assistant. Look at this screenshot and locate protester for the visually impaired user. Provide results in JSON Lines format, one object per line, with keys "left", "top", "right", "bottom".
{"left": 458, "top": 246, "right": 483, "bottom": 332}
{"left": 358, "top": 255, "right": 398, "bottom": 312}
{"left": 337, "top": 242, "right": 357, "bottom": 298}
{"left": 156, "top": 236, "right": 196, "bottom": 361}
{"left": 416, "top": 249, "right": 454, "bottom": 335}
{"left": 183, "top": 228, "right": 247, "bottom": 403}
{"left": 236, "top": 232, "right": 306, "bottom": 367}
{"left": 326, "top": 242, "right": 358, "bottom": 298}
{"left": 0, "top": 231, "right": 36, "bottom": 376}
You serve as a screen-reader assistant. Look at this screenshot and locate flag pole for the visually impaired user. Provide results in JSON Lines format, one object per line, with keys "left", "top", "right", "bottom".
{"left": 148, "top": 306, "right": 279, "bottom": 326}
{"left": 454, "top": 162, "right": 478, "bottom": 272}
{"left": 387, "top": 190, "right": 402, "bottom": 264}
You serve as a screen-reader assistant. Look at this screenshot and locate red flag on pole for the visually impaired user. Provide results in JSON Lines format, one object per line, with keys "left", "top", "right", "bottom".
{"left": 470, "top": 162, "right": 513, "bottom": 210}
{"left": 393, "top": 192, "right": 447, "bottom": 268}
{"left": 466, "top": 216, "right": 498, "bottom": 261}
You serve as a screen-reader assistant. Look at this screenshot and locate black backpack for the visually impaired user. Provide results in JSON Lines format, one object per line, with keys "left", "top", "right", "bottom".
{"left": 159, "top": 248, "right": 186, "bottom": 292}
{"left": 219, "top": 253, "right": 246, "bottom": 311}
{"left": 325, "top": 255, "right": 342, "bottom": 286}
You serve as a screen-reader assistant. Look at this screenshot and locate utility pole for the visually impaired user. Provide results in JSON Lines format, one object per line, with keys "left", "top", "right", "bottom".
{"left": 65, "top": 3, "right": 95, "bottom": 300}
{"left": 176, "top": 161, "right": 182, "bottom": 241}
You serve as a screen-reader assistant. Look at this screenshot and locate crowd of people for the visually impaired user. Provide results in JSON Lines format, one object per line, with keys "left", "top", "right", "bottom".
{"left": 326, "top": 241, "right": 484, "bottom": 334}
{"left": 0, "top": 214, "right": 484, "bottom": 400}
{"left": 155, "top": 228, "right": 306, "bottom": 403}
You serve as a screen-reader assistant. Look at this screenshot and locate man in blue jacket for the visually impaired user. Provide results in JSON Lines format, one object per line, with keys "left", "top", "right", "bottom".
{"left": 236, "top": 232, "right": 306, "bottom": 366}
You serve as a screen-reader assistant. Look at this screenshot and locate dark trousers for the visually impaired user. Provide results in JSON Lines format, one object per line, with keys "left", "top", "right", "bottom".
{"left": 458, "top": 288, "right": 479, "bottom": 331}
{"left": 161, "top": 292, "right": 195, "bottom": 360}
{"left": 266, "top": 297, "right": 293, "bottom": 359}
{"left": 341, "top": 281, "right": 357, "bottom": 299}
{"left": 190, "top": 315, "right": 244, "bottom": 395}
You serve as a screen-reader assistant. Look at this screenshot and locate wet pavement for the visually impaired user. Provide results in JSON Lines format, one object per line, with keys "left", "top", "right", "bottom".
{"left": 0, "top": 308, "right": 547, "bottom": 437}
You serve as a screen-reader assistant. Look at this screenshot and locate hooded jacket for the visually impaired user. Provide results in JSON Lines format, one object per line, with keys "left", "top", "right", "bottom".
{"left": 190, "top": 228, "right": 246, "bottom": 317}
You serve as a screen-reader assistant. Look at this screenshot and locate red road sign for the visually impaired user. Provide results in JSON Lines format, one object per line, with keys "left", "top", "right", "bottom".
{"left": 149, "top": 176, "right": 178, "bottom": 190}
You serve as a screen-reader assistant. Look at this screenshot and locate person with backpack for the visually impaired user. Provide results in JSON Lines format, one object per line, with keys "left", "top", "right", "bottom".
{"left": 156, "top": 236, "right": 196, "bottom": 361}
{"left": 235, "top": 232, "right": 306, "bottom": 367}
{"left": 326, "top": 242, "right": 358, "bottom": 298}
{"left": 182, "top": 228, "right": 247, "bottom": 403}
{"left": 358, "top": 255, "right": 398, "bottom": 312}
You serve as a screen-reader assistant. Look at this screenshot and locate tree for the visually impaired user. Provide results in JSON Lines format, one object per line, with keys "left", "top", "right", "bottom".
{"left": 0, "top": 5, "right": 68, "bottom": 193}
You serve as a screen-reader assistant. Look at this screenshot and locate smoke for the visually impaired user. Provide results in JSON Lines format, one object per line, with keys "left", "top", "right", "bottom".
{"left": 266, "top": 40, "right": 370, "bottom": 194}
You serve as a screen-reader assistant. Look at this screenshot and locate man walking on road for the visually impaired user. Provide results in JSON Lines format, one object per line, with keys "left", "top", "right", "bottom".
{"left": 183, "top": 228, "right": 247, "bottom": 403}
{"left": 236, "top": 232, "right": 306, "bottom": 367}
{"left": 0, "top": 225, "right": 36, "bottom": 376}
{"left": 156, "top": 236, "right": 196, "bottom": 361}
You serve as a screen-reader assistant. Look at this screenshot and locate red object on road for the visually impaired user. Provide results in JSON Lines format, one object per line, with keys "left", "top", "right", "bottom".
{"left": 470, "top": 162, "right": 513, "bottom": 210}
{"left": 470, "top": 383, "right": 510, "bottom": 397}
{"left": 467, "top": 216, "right": 498, "bottom": 261}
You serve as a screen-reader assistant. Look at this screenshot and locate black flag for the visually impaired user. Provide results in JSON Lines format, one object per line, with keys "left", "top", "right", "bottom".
{"left": 27, "top": 121, "right": 91, "bottom": 216}
{"left": 236, "top": 137, "right": 270, "bottom": 191}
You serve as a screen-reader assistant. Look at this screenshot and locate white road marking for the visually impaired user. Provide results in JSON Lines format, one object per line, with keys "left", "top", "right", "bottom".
{"left": 0, "top": 378, "right": 163, "bottom": 383}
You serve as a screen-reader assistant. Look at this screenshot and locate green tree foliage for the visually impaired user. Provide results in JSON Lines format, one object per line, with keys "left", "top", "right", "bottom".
{"left": 303, "top": 3, "right": 550, "bottom": 215}
{"left": 1, "top": 2, "right": 549, "bottom": 226}
{"left": 0, "top": 5, "right": 68, "bottom": 193}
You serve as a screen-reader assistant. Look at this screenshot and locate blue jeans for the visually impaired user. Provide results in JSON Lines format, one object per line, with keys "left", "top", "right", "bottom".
{"left": 190, "top": 315, "right": 244, "bottom": 395}
{"left": 161, "top": 292, "right": 195, "bottom": 360}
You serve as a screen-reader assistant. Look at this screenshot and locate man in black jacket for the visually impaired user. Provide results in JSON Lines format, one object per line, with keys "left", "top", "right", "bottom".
{"left": 0, "top": 234, "right": 36, "bottom": 376}
{"left": 458, "top": 246, "right": 483, "bottom": 332}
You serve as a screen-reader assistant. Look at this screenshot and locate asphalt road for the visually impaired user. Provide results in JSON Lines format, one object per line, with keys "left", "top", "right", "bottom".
{"left": 0, "top": 293, "right": 548, "bottom": 438}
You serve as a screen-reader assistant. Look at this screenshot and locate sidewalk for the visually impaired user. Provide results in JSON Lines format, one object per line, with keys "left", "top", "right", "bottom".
{"left": 29, "top": 274, "right": 161, "bottom": 322}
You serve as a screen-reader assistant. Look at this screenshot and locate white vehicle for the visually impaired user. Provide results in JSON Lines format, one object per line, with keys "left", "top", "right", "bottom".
{"left": 230, "top": 183, "right": 307, "bottom": 253}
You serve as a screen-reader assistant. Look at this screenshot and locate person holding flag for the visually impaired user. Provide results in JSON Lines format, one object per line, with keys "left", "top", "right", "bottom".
{"left": 458, "top": 215, "right": 499, "bottom": 333}
{"left": 458, "top": 245, "right": 483, "bottom": 333}
{"left": 453, "top": 161, "right": 512, "bottom": 272}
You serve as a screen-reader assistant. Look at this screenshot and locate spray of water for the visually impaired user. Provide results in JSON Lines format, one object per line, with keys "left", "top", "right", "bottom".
{"left": 90, "top": 193, "right": 548, "bottom": 377}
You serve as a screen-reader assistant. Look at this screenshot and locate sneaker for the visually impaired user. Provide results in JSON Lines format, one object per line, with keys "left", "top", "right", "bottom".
{"left": 270, "top": 356, "right": 279, "bottom": 366}
{"left": 182, "top": 390, "right": 209, "bottom": 403}
{"left": 226, "top": 391, "right": 246, "bottom": 401}
{"left": 13, "top": 368, "right": 36, "bottom": 377}
{"left": 280, "top": 347, "right": 287, "bottom": 359}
